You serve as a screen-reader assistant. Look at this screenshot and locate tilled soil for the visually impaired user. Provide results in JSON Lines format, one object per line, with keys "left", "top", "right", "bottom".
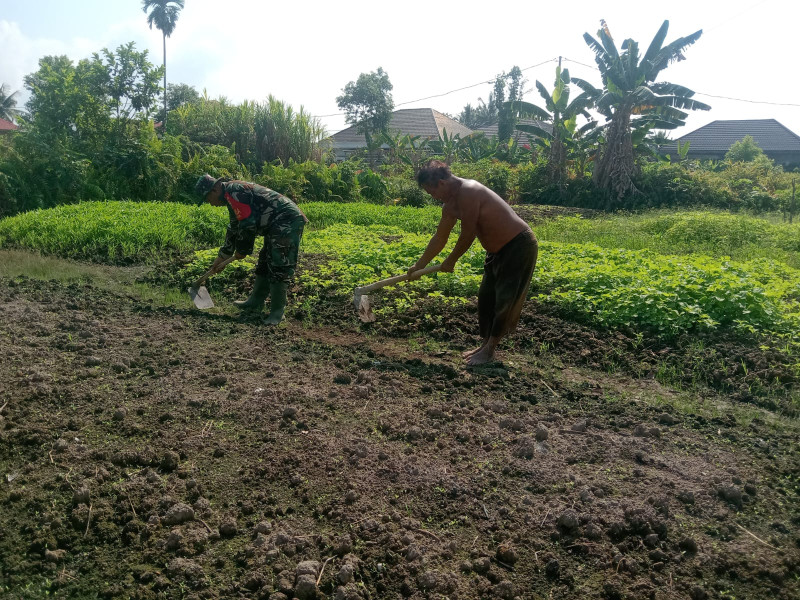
{"left": 1, "top": 276, "right": 798, "bottom": 600}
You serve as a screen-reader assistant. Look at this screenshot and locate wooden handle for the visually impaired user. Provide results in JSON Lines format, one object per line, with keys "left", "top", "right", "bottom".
{"left": 355, "top": 264, "right": 442, "bottom": 295}
{"left": 193, "top": 255, "right": 238, "bottom": 287}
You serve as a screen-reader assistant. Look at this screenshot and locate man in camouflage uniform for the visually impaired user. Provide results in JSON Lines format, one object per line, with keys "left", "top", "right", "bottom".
{"left": 195, "top": 174, "right": 308, "bottom": 325}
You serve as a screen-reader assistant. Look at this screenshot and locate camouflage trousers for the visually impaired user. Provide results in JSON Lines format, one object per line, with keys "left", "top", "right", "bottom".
{"left": 254, "top": 216, "right": 306, "bottom": 283}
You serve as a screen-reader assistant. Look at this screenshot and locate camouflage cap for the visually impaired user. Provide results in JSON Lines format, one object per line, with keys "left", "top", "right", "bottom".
{"left": 195, "top": 174, "right": 221, "bottom": 198}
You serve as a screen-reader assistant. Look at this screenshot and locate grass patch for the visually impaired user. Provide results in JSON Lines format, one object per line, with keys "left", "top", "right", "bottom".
{"left": 0, "top": 250, "right": 193, "bottom": 309}
{"left": 536, "top": 210, "right": 800, "bottom": 267}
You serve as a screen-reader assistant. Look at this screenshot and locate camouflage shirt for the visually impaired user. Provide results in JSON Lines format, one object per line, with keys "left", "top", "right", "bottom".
{"left": 218, "top": 181, "right": 307, "bottom": 257}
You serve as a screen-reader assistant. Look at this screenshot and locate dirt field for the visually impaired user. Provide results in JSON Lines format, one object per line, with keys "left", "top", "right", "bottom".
{"left": 1, "top": 259, "right": 798, "bottom": 600}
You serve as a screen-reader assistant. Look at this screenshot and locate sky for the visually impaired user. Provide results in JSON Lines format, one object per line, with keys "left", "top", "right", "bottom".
{"left": 2, "top": 0, "right": 799, "bottom": 139}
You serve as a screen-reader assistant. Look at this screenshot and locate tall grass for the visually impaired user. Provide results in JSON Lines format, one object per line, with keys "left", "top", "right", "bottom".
{"left": 168, "top": 95, "right": 326, "bottom": 169}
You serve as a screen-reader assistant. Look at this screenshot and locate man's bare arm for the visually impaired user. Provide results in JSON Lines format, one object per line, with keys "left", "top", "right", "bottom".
{"left": 408, "top": 212, "right": 457, "bottom": 278}
{"left": 440, "top": 197, "right": 479, "bottom": 271}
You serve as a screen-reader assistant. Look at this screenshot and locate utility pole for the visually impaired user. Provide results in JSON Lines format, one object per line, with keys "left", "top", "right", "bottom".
{"left": 791, "top": 179, "right": 796, "bottom": 224}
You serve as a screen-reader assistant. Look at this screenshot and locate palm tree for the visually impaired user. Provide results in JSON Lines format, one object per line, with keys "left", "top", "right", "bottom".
{"left": 142, "top": 0, "right": 185, "bottom": 128}
{"left": 581, "top": 20, "right": 710, "bottom": 199}
{"left": 0, "top": 83, "right": 22, "bottom": 123}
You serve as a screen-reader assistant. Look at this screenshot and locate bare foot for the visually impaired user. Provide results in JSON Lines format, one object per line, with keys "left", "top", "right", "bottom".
{"left": 462, "top": 345, "right": 485, "bottom": 359}
{"left": 466, "top": 347, "right": 495, "bottom": 366}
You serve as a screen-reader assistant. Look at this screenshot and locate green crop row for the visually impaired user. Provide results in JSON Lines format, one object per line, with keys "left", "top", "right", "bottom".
{"left": 4, "top": 201, "right": 799, "bottom": 344}
{"left": 0, "top": 201, "right": 447, "bottom": 263}
{"left": 0, "top": 201, "right": 225, "bottom": 263}
{"left": 180, "top": 224, "right": 800, "bottom": 342}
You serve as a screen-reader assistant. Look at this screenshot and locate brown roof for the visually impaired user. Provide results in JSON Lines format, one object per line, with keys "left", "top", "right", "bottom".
{"left": 474, "top": 119, "right": 552, "bottom": 147}
{"left": 330, "top": 108, "right": 473, "bottom": 145}
{"left": 0, "top": 118, "right": 19, "bottom": 132}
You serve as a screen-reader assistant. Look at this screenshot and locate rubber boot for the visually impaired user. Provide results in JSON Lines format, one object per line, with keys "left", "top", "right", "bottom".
{"left": 264, "top": 281, "right": 288, "bottom": 325}
{"left": 233, "top": 275, "right": 269, "bottom": 311}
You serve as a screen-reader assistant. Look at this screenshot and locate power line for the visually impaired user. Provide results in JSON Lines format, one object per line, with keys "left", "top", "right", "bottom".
{"left": 312, "top": 58, "right": 559, "bottom": 119}
{"left": 694, "top": 92, "right": 800, "bottom": 107}
{"left": 313, "top": 54, "right": 799, "bottom": 125}
{"left": 562, "top": 57, "right": 596, "bottom": 70}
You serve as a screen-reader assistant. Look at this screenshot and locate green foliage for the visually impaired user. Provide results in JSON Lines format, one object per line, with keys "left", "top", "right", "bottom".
{"left": 725, "top": 135, "right": 765, "bottom": 163}
{"left": 356, "top": 167, "right": 389, "bottom": 203}
{"left": 451, "top": 160, "right": 515, "bottom": 200}
{"left": 384, "top": 177, "right": 430, "bottom": 208}
{"left": 634, "top": 162, "right": 732, "bottom": 209}
{"left": 167, "top": 95, "right": 326, "bottom": 170}
{"left": 142, "top": 0, "right": 185, "bottom": 38}
{"left": 91, "top": 42, "right": 163, "bottom": 124}
{"left": 536, "top": 210, "right": 800, "bottom": 267}
{"left": 4, "top": 201, "right": 799, "bottom": 348}
{"left": 535, "top": 243, "right": 799, "bottom": 338}
{"left": 0, "top": 201, "right": 445, "bottom": 263}
{"left": 0, "top": 201, "right": 224, "bottom": 263}
{"left": 581, "top": 20, "right": 710, "bottom": 199}
{"left": 336, "top": 67, "right": 394, "bottom": 137}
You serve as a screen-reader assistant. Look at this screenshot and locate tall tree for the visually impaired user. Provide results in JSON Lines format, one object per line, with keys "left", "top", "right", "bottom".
{"left": 142, "top": 0, "right": 185, "bottom": 128}
{"left": 457, "top": 67, "right": 525, "bottom": 137}
{"left": 0, "top": 83, "right": 22, "bottom": 123}
{"left": 496, "top": 66, "right": 525, "bottom": 141}
{"left": 336, "top": 67, "right": 394, "bottom": 141}
{"left": 156, "top": 82, "right": 199, "bottom": 122}
{"left": 581, "top": 20, "right": 710, "bottom": 199}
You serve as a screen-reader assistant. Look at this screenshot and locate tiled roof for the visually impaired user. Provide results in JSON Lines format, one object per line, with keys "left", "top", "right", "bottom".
{"left": 330, "top": 108, "right": 473, "bottom": 144}
{"left": 474, "top": 119, "right": 553, "bottom": 147}
{"left": 662, "top": 119, "right": 800, "bottom": 154}
{"left": 0, "top": 118, "right": 19, "bottom": 131}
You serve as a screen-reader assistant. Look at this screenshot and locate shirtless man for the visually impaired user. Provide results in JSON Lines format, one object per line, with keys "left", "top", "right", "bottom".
{"left": 408, "top": 160, "right": 538, "bottom": 366}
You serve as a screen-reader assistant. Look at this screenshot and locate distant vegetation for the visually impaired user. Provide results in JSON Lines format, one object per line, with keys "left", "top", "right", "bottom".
{"left": 1, "top": 20, "right": 797, "bottom": 219}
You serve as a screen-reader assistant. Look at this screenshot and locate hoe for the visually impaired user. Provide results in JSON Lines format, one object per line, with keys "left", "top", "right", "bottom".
{"left": 187, "top": 255, "right": 237, "bottom": 309}
{"left": 353, "top": 264, "right": 441, "bottom": 322}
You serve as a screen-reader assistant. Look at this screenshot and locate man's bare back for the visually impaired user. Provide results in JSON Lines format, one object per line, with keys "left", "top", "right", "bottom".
{"left": 442, "top": 178, "right": 529, "bottom": 254}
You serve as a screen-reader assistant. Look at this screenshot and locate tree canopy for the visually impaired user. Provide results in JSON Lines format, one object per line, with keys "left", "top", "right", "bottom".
{"left": 336, "top": 68, "right": 394, "bottom": 138}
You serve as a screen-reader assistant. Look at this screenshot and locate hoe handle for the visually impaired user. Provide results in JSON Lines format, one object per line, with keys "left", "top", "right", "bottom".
{"left": 355, "top": 264, "right": 442, "bottom": 295}
{"left": 193, "top": 255, "right": 238, "bottom": 288}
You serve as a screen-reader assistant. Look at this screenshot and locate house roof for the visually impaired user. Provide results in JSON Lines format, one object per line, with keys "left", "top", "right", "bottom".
{"left": 662, "top": 119, "right": 800, "bottom": 154}
{"left": 474, "top": 119, "right": 553, "bottom": 147}
{"left": 0, "top": 118, "right": 19, "bottom": 131}
{"left": 329, "top": 108, "right": 474, "bottom": 145}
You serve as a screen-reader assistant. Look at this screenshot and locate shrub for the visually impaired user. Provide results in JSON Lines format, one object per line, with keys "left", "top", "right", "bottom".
{"left": 451, "top": 159, "right": 514, "bottom": 200}
{"left": 385, "top": 176, "right": 429, "bottom": 207}
{"left": 635, "top": 162, "right": 733, "bottom": 210}
{"left": 356, "top": 168, "right": 389, "bottom": 204}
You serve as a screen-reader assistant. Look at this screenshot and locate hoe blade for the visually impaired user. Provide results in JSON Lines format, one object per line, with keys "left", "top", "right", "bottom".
{"left": 357, "top": 294, "right": 376, "bottom": 323}
{"left": 188, "top": 285, "right": 215, "bottom": 310}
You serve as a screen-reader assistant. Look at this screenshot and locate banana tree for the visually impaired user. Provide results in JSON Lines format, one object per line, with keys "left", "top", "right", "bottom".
{"left": 426, "top": 127, "right": 461, "bottom": 165}
{"left": 379, "top": 130, "right": 422, "bottom": 166}
{"left": 508, "top": 66, "right": 598, "bottom": 184}
{"left": 582, "top": 20, "right": 710, "bottom": 199}
{"left": 457, "top": 132, "right": 498, "bottom": 162}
